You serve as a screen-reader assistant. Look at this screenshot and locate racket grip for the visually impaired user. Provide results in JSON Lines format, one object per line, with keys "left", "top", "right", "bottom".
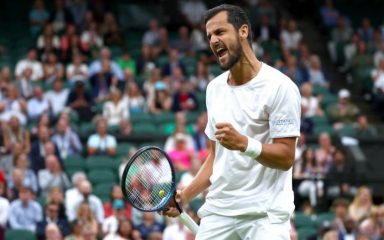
{"left": 179, "top": 212, "right": 199, "bottom": 235}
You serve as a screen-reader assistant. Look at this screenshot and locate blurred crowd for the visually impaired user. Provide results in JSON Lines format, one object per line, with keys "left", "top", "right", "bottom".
{"left": 0, "top": 0, "right": 382, "bottom": 239}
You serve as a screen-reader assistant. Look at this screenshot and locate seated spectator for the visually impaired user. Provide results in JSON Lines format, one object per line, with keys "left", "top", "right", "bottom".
{"left": 29, "top": 0, "right": 49, "bottom": 36}
{"left": 38, "top": 154, "right": 71, "bottom": 197}
{"left": 0, "top": 172, "right": 9, "bottom": 239}
{"left": 143, "top": 67, "right": 163, "bottom": 100}
{"left": 280, "top": 55, "right": 307, "bottom": 86}
{"left": 162, "top": 48, "right": 186, "bottom": 77}
{"left": 142, "top": 19, "right": 160, "bottom": 54}
{"left": 167, "top": 133, "right": 195, "bottom": 171}
{"left": 8, "top": 186, "right": 43, "bottom": 232}
{"left": 136, "top": 212, "right": 164, "bottom": 240}
{"left": 189, "top": 60, "right": 214, "bottom": 92}
{"left": 66, "top": 81, "right": 94, "bottom": 122}
{"left": 60, "top": 24, "right": 81, "bottom": 63}
{"left": 15, "top": 48, "right": 44, "bottom": 81}
{"left": 103, "top": 22, "right": 124, "bottom": 47}
{"left": 36, "top": 202, "right": 70, "bottom": 239}
{"left": 27, "top": 86, "right": 50, "bottom": 122}
{"left": 9, "top": 154, "right": 38, "bottom": 194}
{"left": 371, "top": 59, "right": 384, "bottom": 119}
{"left": 190, "top": 23, "right": 209, "bottom": 53}
{"left": 147, "top": 81, "right": 172, "bottom": 114}
{"left": 117, "top": 51, "right": 136, "bottom": 77}
{"left": 280, "top": 19, "right": 302, "bottom": 51}
{"left": 52, "top": 117, "right": 83, "bottom": 159}
{"left": 46, "top": 187, "right": 67, "bottom": 221}
{"left": 67, "top": 0, "right": 87, "bottom": 31}
{"left": 66, "top": 53, "right": 89, "bottom": 86}
{"left": 30, "top": 125, "right": 53, "bottom": 172}
{"left": 348, "top": 186, "right": 377, "bottom": 223}
{"left": 88, "top": 47, "right": 124, "bottom": 81}
{"left": 179, "top": 160, "right": 202, "bottom": 198}
{"left": 320, "top": 0, "right": 339, "bottom": 28}
{"left": 171, "top": 26, "right": 192, "bottom": 56}
{"left": 44, "top": 79, "right": 69, "bottom": 118}
{"left": 326, "top": 149, "right": 357, "bottom": 199}
{"left": 308, "top": 55, "right": 329, "bottom": 88}
{"left": 37, "top": 24, "right": 61, "bottom": 55}
{"left": 80, "top": 21, "right": 103, "bottom": 55}
{"left": 315, "top": 132, "right": 336, "bottom": 176}
{"left": 104, "top": 219, "right": 137, "bottom": 240}
{"left": 1, "top": 85, "right": 27, "bottom": 126}
{"left": 163, "top": 220, "right": 193, "bottom": 240}
{"left": 50, "top": 0, "right": 73, "bottom": 34}
{"left": 64, "top": 220, "right": 82, "bottom": 240}
{"left": 102, "top": 199, "right": 127, "bottom": 236}
{"left": 164, "top": 113, "right": 195, "bottom": 152}
{"left": 254, "top": 15, "right": 279, "bottom": 42}
{"left": 30, "top": 113, "right": 53, "bottom": 137}
{"left": 330, "top": 198, "right": 350, "bottom": 237}
{"left": 75, "top": 202, "right": 99, "bottom": 237}
{"left": 358, "top": 18, "right": 374, "bottom": 43}
{"left": 103, "top": 185, "right": 131, "bottom": 220}
{"left": 352, "top": 114, "right": 378, "bottom": 138}
{"left": 347, "top": 40, "right": 373, "bottom": 73}
{"left": 154, "top": 27, "right": 171, "bottom": 57}
{"left": 90, "top": 59, "right": 118, "bottom": 102}
{"left": 180, "top": 0, "right": 207, "bottom": 28}
{"left": 66, "top": 180, "right": 104, "bottom": 224}
{"left": 300, "top": 83, "right": 324, "bottom": 118}
{"left": 45, "top": 223, "right": 63, "bottom": 240}
{"left": 43, "top": 52, "right": 64, "bottom": 84}
{"left": 15, "top": 67, "right": 34, "bottom": 99}
{"left": 328, "top": 89, "right": 359, "bottom": 128}
{"left": 6, "top": 168, "right": 26, "bottom": 201}
{"left": 87, "top": 117, "right": 117, "bottom": 156}
{"left": 65, "top": 172, "right": 87, "bottom": 214}
{"left": 2, "top": 115, "right": 30, "bottom": 154}
{"left": 192, "top": 111, "right": 209, "bottom": 152}
{"left": 102, "top": 88, "right": 129, "bottom": 125}
{"left": 123, "top": 81, "right": 146, "bottom": 113}
{"left": 171, "top": 80, "right": 198, "bottom": 112}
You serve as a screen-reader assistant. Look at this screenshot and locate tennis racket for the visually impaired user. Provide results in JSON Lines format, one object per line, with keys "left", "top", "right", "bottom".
{"left": 121, "top": 146, "right": 199, "bottom": 235}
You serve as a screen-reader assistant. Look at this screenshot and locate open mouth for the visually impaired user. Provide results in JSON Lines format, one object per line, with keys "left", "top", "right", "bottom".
{"left": 215, "top": 46, "right": 228, "bottom": 58}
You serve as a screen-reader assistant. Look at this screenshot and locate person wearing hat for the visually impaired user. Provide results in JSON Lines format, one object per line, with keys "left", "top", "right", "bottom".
{"left": 102, "top": 199, "right": 127, "bottom": 236}
{"left": 148, "top": 81, "right": 172, "bottom": 114}
{"left": 328, "top": 88, "right": 359, "bottom": 129}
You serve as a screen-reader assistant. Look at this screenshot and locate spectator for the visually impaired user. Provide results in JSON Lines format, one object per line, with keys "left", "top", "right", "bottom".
{"left": 6, "top": 168, "right": 26, "bottom": 201}
{"left": 52, "top": 118, "right": 82, "bottom": 159}
{"left": 46, "top": 187, "right": 67, "bottom": 221}
{"left": 8, "top": 186, "right": 43, "bottom": 232}
{"left": 2, "top": 115, "right": 30, "bottom": 154}
{"left": 254, "top": 15, "right": 279, "bottom": 42}
{"left": 36, "top": 202, "right": 70, "bottom": 240}
{"left": 66, "top": 53, "right": 89, "bottom": 86}
{"left": 371, "top": 58, "right": 384, "bottom": 119}
{"left": 100, "top": 12, "right": 117, "bottom": 36}
{"left": 87, "top": 117, "right": 117, "bottom": 156}
{"left": 80, "top": 21, "right": 103, "bottom": 55}
{"left": 171, "top": 80, "right": 198, "bottom": 112}
{"left": 190, "top": 23, "right": 209, "bottom": 53}
{"left": 15, "top": 67, "right": 34, "bottom": 99}
{"left": 328, "top": 89, "right": 359, "bottom": 128}
{"left": 60, "top": 24, "right": 82, "bottom": 63}
{"left": 104, "top": 219, "right": 137, "bottom": 240}
{"left": 102, "top": 88, "right": 130, "bottom": 126}
{"left": 66, "top": 81, "right": 94, "bottom": 122}
{"left": 9, "top": 153, "right": 38, "bottom": 194}
{"left": 104, "top": 22, "right": 124, "bottom": 47}
{"left": 66, "top": 180, "right": 104, "bottom": 223}
{"left": 30, "top": 126, "right": 56, "bottom": 172}
{"left": 38, "top": 154, "right": 71, "bottom": 197}
{"left": 373, "top": 41, "right": 384, "bottom": 67}
{"left": 43, "top": 52, "right": 64, "bottom": 84}
{"left": 147, "top": 81, "right": 172, "bottom": 114}
{"left": 358, "top": 18, "right": 374, "bottom": 43}
{"left": 164, "top": 112, "right": 195, "bottom": 151}
{"left": 326, "top": 149, "right": 357, "bottom": 199}
{"left": 320, "top": 0, "right": 339, "bottom": 28}
{"left": 117, "top": 51, "right": 137, "bottom": 77}
{"left": 142, "top": 19, "right": 160, "bottom": 49}
{"left": 280, "top": 55, "right": 307, "bottom": 86}
{"left": 89, "top": 59, "right": 117, "bottom": 101}
{"left": 44, "top": 80, "right": 69, "bottom": 118}
{"left": 347, "top": 40, "right": 373, "bottom": 72}
{"left": 45, "top": 223, "right": 63, "bottom": 240}
{"left": 308, "top": 55, "right": 329, "bottom": 88}
{"left": 29, "top": 0, "right": 50, "bottom": 36}
{"left": 123, "top": 81, "right": 146, "bottom": 113}
{"left": 0, "top": 172, "right": 9, "bottom": 239}
{"left": 162, "top": 48, "right": 186, "bottom": 77}
{"left": 50, "top": 0, "right": 73, "bottom": 33}
{"left": 163, "top": 220, "right": 192, "bottom": 240}
{"left": 280, "top": 19, "right": 302, "bottom": 50}
{"left": 75, "top": 202, "right": 99, "bottom": 237}
{"left": 167, "top": 133, "right": 195, "bottom": 171}
{"left": 180, "top": 0, "right": 207, "bottom": 28}
{"left": 189, "top": 60, "right": 214, "bottom": 92}
{"left": 67, "top": 0, "right": 87, "bottom": 31}
{"left": 192, "top": 111, "right": 208, "bottom": 152}
{"left": 143, "top": 67, "right": 163, "bottom": 101}
{"left": 179, "top": 159, "right": 202, "bottom": 197}
{"left": 136, "top": 212, "right": 164, "bottom": 240}
{"left": 102, "top": 199, "right": 127, "bottom": 236}
{"left": 353, "top": 114, "right": 378, "bottom": 138}
{"left": 65, "top": 172, "right": 87, "bottom": 215}
{"left": 64, "top": 220, "right": 82, "bottom": 240}
{"left": 103, "top": 185, "right": 132, "bottom": 220}
{"left": 171, "top": 26, "right": 192, "bottom": 56}
{"left": 301, "top": 82, "right": 324, "bottom": 118}
{"left": 37, "top": 24, "right": 61, "bottom": 56}
{"left": 315, "top": 132, "right": 336, "bottom": 176}
{"left": 255, "top": 0, "right": 277, "bottom": 26}
{"left": 348, "top": 186, "right": 377, "bottom": 223}
{"left": 15, "top": 48, "right": 44, "bottom": 81}
{"left": 1, "top": 85, "right": 27, "bottom": 125}
{"left": 88, "top": 47, "right": 124, "bottom": 81}
{"left": 331, "top": 198, "right": 350, "bottom": 237}
{"left": 27, "top": 86, "right": 50, "bottom": 122}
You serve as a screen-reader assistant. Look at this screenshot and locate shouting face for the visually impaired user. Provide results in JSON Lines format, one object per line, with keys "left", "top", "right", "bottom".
{"left": 206, "top": 11, "right": 242, "bottom": 70}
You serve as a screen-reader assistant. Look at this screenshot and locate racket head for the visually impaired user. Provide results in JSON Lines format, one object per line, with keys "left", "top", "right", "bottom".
{"left": 121, "top": 146, "right": 176, "bottom": 212}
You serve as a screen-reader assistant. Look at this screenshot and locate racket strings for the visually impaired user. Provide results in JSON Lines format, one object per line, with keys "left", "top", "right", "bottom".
{"left": 124, "top": 149, "right": 174, "bottom": 210}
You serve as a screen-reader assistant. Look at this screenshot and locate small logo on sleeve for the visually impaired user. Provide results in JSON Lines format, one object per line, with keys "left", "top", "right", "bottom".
{"left": 271, "top": 119, "right": 295, "bottom": 127}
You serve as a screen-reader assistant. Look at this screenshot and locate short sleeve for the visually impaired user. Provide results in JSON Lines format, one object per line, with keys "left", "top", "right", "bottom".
{"left": 87, "top": 135, "right": 98, "bottom": 148}
{"left": 106, "top": 136, "right": 117, "bottom": 148}
{"left": 268, "top": 80, "right": 301, "bottom": 138}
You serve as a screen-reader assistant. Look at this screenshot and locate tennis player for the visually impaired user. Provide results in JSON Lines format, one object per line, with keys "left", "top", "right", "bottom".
{"left": 164, "top": 4, "right": 301, "bottom": 239}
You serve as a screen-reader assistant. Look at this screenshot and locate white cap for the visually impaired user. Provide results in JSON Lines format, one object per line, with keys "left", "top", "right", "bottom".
{"left": 338, "top": 89, "right": 350, "bottom": 99}
{"left": 174, "top": 133, "right": 187, "bottom": 142}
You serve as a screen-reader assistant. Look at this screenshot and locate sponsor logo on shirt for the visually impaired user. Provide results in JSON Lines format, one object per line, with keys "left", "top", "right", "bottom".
{"left": 271, "top": 119, "right": 295, "bottom": 127}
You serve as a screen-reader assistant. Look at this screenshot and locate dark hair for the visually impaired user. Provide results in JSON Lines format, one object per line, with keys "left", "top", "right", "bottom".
{"left": 204, "top": 4, "right": 253, "bottom": 45}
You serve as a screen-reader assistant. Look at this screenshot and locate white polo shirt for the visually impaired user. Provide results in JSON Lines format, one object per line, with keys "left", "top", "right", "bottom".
{"left": 202, "top": 63, "right": 301, "bottom": 223}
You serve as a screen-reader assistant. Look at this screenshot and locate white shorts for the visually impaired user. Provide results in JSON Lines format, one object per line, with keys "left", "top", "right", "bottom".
{"left": 196, "top": 210, "right": 291, "bottom": 240}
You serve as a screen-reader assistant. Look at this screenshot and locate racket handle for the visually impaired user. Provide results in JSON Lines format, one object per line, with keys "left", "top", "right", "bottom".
{"left": 179, "top": 212, "right": 199, "bottom": 235}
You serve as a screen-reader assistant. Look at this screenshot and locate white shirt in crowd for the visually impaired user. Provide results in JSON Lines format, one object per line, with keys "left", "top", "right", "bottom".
{"left": 102, "top": 100, "right": 129, "bottom": 126}
{"left": 280, "top": 30, "right": 302, "bottom": 50}
{"left": 44, "top": 88, "right": 69, "bottom": 116}
{"left": 0, "top": 196, "right": 9, "bottom": 227}
{"left": 27, "top": 98, "right": 49, "bottom": 120}
{"left": 301, "top": 96, "right": 320, "bottom": 118}
{"left": 202, "top": 63, "right": 301, "bottom": 223}
{"left": 15, "top": 59, "right": 44, "bottom": 81}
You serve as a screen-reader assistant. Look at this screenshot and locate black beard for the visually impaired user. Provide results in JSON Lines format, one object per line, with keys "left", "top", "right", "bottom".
{"left": 219, "top": 38, "right": 242, "bottom": 71}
